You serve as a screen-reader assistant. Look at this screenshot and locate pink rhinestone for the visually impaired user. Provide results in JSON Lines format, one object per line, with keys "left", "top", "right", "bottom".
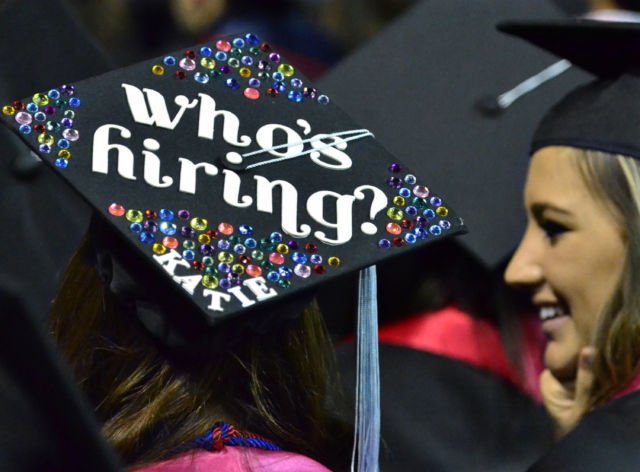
{"left": 386, "top": 223, "right": 402, "bottom": 235}
{"left": 216, "top": 40, "right": 231, "bottom": 52}
{"left": 162, "top": 237, "right": 179, "bottom": 249}
{"left": 246, "top": 265, "right": 263, "bottom": 277}
{"left": 108, "top": 203, "right": 125, "bottom": 217}
{"left": 218, "top": 222, "right": 234, "bottom": 235}
{"left": 15, "top": 111, "right": 32, "bottom": 125}
{"left": 243, "top": 88, "right": 260, "bottom": 100}
{"left": 269, "top": 252, "right": 285, "bottom": 265}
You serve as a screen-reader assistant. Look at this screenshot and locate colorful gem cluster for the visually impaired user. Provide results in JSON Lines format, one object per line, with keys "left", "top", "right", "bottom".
{"left": 379, "top": 163, "right": 453, "bottom": 249}
{"left": 151, "top": 33, "right": 329, "bottom": 105}
{"left": 108, "top": 203, "right": 341, "bottom": 291}
{"left": 1, "top": 85, "right": 80, "bottom": 169}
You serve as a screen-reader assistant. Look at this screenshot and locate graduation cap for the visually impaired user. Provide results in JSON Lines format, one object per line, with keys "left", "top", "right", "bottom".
{"left": 498, "top": 19, "right": 640, "bottom": 160}
{"left": 0, "top": 31, "right": 464, "bottom": 470}
{"left": 318, "top": 0, "right": 592, "bottom": 269}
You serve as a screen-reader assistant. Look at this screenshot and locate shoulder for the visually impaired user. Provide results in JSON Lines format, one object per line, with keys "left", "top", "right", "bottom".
{"left": 529, "top": 391, "right": 640, "bottom": 471}
{"left": 134, "top": 447, "right": 332, "bottom": 472}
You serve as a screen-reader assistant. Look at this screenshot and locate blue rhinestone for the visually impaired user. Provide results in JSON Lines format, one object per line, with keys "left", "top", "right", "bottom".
{"left": 215, "top": 51, "right": 228, "bottom": 61}
{"left": 219, "top": 278, "right": 231, "bottom": 289}
{"left": 430, "top": 196, "right": 442, "bottom": 207}
{"left": 287, "top": 91, "right": 303, "bottom": 103}
{"left": 225, "top": 78, "right": 239, "bottom": 90}
{"left": 415, "top": 216, "right": 427, "bottom": 228}
{"left": 291, "top": 78, "right": 303, "bottom": 89}
{"left": 405, "top": 206, "right": 418, "bottom": 217}
{"left": 378, "top": 239, "right": 391, "bottom": 249}
{"left": 26, "top": 103, "right": 38, "bottom": 113}
{"left": 272, "top": 71, "right": 284, "bottom": 82}
{"left": 194, "top": 72, "right": 210, "bottom": 84}
{"left": 54, "top": 157, "right": 68, "bottom": 168}
{"left": 218, "top": 239, "right": 230, "bottom": 250}
{"left": 423, "top": 209, "right": 436, "bottom": 220}
{"left": 278, "top": 267, "right": 293, "bottom": 279}
{"left": 238, "top": 225, "right": 254, "bottom": 236}
{"left": 404, "top": 174, "right": 417, "bottom": 185}
{"left": 68, "top": 97, "right": 81, "bottom": 108}
{"left": 129, "top": 222, "right": 142, "bottom": 233}
{"left": 310, "top": 254, "right": 322, "bottom": 264}
{"left": 317, "top": 95, "right": 330, "bottom": 105}
{"left": 181, "top": 226, "right": 196, "bottom": 238}
{"left": 245, "top": 33, "right": 260, "bottom": 45}
{"left": 39, "top": 144, "right": 51, "bottom": 154}
{"left": 218, "top": 262, "right": 231, "bottom": 273}
{"left": 244, "top": 238, "right": 257, "bottom": 249}
{"left": 273, "top": 81, "right": 286, "bottom": 93}
{"left": 34, "top": 112, "right": 46, "bottom": 121}
{"left": 199, "top": 244, "right": 214, "bottom": 255}
{"left": 233, "top": 37, "right": 245, "bottom": 48}
{"left": 413, "top": 228, "right": 429, "bottom": 240}
{"left": 233, "top": 244, "right": 246, "bottom": 255}
{"left": 440, "top": 220, "right": 451, "bottom": 230}
{"left": 139, "top": 232, "right": 155, "bottom": 244}
{"left": 200, "top": 46, "right": 213, "bottom": 57}
{"left": 267, "top": 271, "right": 280, "bottom": 282}
{"left": 47, "top": 89, "right": 60, "bottom": 100}
{"left": 163, "top": 56, "right": 176, "bottom": 66}
{"left": 248, "top": 78, "right": 261, "bottom": 88}
{"left": 399, "top": 188, "right": 411, "bottom": 198}
{"left": 291, "top": 252, "right": 307, "bottom": 264}
{"left": 159, "top": 209, "right": 174, "bottom": 221}
{"left": 182, "top": 249, "right": 195, "bottom": 261}
{"left": 270, "top": 232, "right": 283, "bottom": 243}
{"left": 57, "top": 139, "right": 70, "bottom": 149}
{"left": 60, "top": 118, "right": 73, "bottom": 128}
{"left": 429, "top": 225, "right": 443, "bottom": 236}
{"left": 241, "top": 55, "right": 253, "bottom": 66}
{"left": 404, "top": 233, "right": 417, "bottom": 244}
{"left": 159, "top": 221, "right": 177, "bottom": 235}
{"left": 19, "top": 124, "right": 31, "bottom": 134}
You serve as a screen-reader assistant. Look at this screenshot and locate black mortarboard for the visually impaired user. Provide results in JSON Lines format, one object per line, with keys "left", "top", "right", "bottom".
{"left": 0, "top": 32, "right": 465, "bottom": 470}
{"left": 318, "top": 0, "right": 591, "bottom": 268}
{"left": 498, "top": 19, "right": 640, "bottom": 160}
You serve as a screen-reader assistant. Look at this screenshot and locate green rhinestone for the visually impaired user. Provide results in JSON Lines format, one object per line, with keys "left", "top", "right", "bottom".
{"left": 259, "top": 238, "right": 274, "bottom": 251}
{"left": 125, "top": 209, "right": 144, "bottom": 223}
{"left": 392, "top": 196, "right": 406, "bottom": 207}
{"left": 201, "top": 275, "right": 219, "bottom": 289}
{"left": 200, "top": 57, "right": 216, "bottom": 70}
{"left": 46, "top": 121, "right": 60, "bottom": 132}
{"left": 202, "top": 256, "right": 215, "bottom": 266}
{"left": 204, "top": 267, "right": 217, "bottom": 276}
{"left": 249, "top": 47, "right": 261, "bottom": 56}
{"left": 228, "top": 58, "right": 240, "bottom": 68}
{"left": 260, "top": 261, "right": 274, "bottom": 271}
{"left": 55, "top": 99, "right": 68, "bottom": 110}
{"left": 218, "top": 251, "right": 234, "bottom": 264}
{"left": 208, "top": 70, "right": 222, "bottom": 79}
{"left": 33, "top": 93, "right": 49, "bottom": 106}
{"left": 63, "top": 110, "right": 75, "bottom": 119}
{"left": 251, "top": 250, "right": 264, "bottom": 261}
{"left": 183, "top": 240, "right": 196, "bottom": 250}
{"left": 257, "top": 71, "right": 270, "bottom": 80}
{"left": 228, "top": 235, "right": 239, "bottom": 243}
{"left": 412, "top": 197, "right": 427, "bottom": 209}
{"left": 190, "top": 217, "right": 208, "bottom": 231}
{"left": 278, "top": 279, "right": 292, "bottom": 289}
{"left": 387, "top": 207, "right": 403, "bottom": 221}
{"left": 277, "top": 63, "right": 295, "bottom": 77}
{"left": 230, "top": 47, "right": 243, "bottom": 57}
{"left": 232, "top": 264, "right": 245, "bottom": 274}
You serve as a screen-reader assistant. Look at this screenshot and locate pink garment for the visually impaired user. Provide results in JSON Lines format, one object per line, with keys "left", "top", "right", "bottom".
{"left": 135, "top": 448, "right": 331, "bottom": 472}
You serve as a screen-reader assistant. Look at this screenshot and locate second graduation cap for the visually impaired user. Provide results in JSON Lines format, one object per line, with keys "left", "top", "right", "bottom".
{"left": 0, "top": 33, "right": 465, "bottom": 349}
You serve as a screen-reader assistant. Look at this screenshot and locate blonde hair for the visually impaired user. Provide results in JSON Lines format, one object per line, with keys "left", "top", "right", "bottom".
{"left": 577, "top": 150, "right": 640, "bottom": 409}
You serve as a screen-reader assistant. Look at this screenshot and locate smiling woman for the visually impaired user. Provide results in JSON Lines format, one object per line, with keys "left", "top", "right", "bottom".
{"left": 498, "top": 18, "right": 640, "bottom": 470}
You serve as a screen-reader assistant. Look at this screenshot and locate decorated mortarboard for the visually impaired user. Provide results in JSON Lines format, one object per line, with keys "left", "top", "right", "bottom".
{"left": 0, "top": 32, "right": 464, "bottom": 336}
{"left": 318, "top": 0, "right": 591, "bottom": 269}
{"left": 498, "top": 19, "right": 640, "bottom": 159}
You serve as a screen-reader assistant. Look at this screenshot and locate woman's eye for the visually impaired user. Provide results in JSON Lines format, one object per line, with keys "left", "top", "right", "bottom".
{"left": 540, "top": 220, "right": 568, "bottom": 241}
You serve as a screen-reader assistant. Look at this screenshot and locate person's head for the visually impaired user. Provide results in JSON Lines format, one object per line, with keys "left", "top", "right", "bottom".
{"left": 505, "top": 145, "right": 640, "bottom": 406}
{"left": 50, "top": 235, "right": 352, "bottom": 470}
{"left": 498, "top": 19, "right": 640, "bottom": 409}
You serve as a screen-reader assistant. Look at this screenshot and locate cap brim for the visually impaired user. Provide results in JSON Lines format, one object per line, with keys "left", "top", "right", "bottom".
{"left": 497, "top": 19, "right": 640, "bottom": 77}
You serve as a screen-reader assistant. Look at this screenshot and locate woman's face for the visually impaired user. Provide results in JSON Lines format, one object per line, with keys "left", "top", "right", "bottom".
{"left": 505, "top": 146, "right": 625, "bottom": 383}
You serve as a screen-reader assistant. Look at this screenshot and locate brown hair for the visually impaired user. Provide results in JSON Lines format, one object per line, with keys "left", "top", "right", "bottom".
{"left": 50, "top": 237, "right": 352, "bottom": 470}
{"left": 577, "top": 150, "right": 640, "bottom": 410}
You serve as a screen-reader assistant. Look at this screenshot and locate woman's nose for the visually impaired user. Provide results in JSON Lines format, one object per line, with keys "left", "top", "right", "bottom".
{"left": 504, "top": 227, "right": 544, "bottom": 288}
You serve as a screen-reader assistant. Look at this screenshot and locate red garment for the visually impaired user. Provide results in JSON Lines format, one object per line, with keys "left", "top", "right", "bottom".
{"left": 377, "top": 305, "right": 545, "bottom": 401}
